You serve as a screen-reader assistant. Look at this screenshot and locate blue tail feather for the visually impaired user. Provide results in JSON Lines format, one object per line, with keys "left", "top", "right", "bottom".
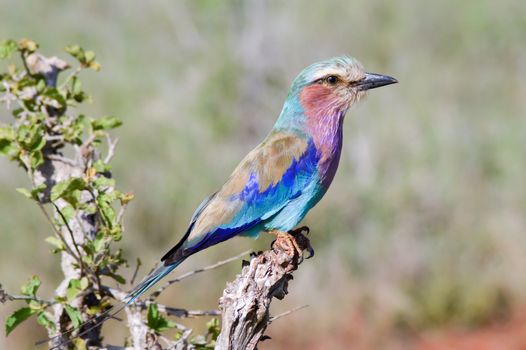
{"left": 124, "top": 261, "right": 182, "bottom": 304}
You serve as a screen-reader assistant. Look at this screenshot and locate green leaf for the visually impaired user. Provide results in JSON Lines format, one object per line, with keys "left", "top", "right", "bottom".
{"left": 5, "top": 307, "right": 34, "bottom": 336}
{"left": 65, "top": 45, "right": 85, "bottom": 62}
{"left": 93, "top": 232, "right": 106, "bottom": 252}
{"left": 72, "top": 76, "right": 82, "bottom": 95}
{"left": 63, "top": 114, "right": 86, "bottom": 144}
{"left": 206, "top": 318, "right": 220, "bottom": 341}
{"left": 0, "top": 140, "right": 19, "bottom": 158}
{"left": 17, "top": 123, "right": 46, "bottom": 154}
{"left": 65, "top": 277, "right": 89, "bottom": 303}
{"left": 30, "top": 184, "right": 47, "bottom": 200}
{"left": 36, "top": 78, "right": 46, "bottom": 93}
{"left": 21, "top": 276, "right": 41, "bottom": 297}
{"left": 84, "top": 50, "right": 95, "bottom": 63}
{"left": 29, "top": 150, "right": 44, "bottom": 168}
{"left": 91, "top": 115, "right": 122, "bottom": 131}
{"left": 93, "top": 159, "right": 111, "bottom": 173}
{"left": 30, "top": 134, "right": 46, "bottom": 152}
{"left": 28, "top": 300, "right": 43, "bottom": 311}
{"left": 69, "top": 77, "right": 88, "bottom": 103}
{"left": 11, "top": 108, "right": 22, "bottom": 118}
{"left": 16, "top": 184, "right": 47, "bottom": 204}
{"left": 0, "top": 39, "right": 17, "bottom": 59}
{"left": 36, "top": 312, "right": 56, "bottom": 331}
{"left": 110, "top": 226, "right": 123, "bottom": 241}
{"left": 147, "top": 303, "right": 176, "bottom": 333}
{"left": 45, "top": 236, "right": 65, "bottom": 253}
{"left": 60, "top": 203, "right": 76, "bottom": 222}
{"left": 79, "top": 277, "right": 89, "bottom": 290}
{"left": 0, "top": 126, "right": 19, "bottom": 158}
{"left": 50, "top": 178, "right": 85, "bottom": 201}
{"left": 0, "top": 126, "right": 15, "bottom": 140}
{"left": 107, "top": 272, "right": 126, "bottom": 284}
{"left": 66, "top": 279, "right": 82, "bottom": 302}
{"left": 97, "top": 194, "right": 117, "bottom": 229}
{"left": 93, "top": 176, "right": 115, "bottom": 189}
{"left": 16, "top": 188, "right": 32, "bottom": 198}
{"left": 64, "top": 305, "right": 82, "bottom": 328}
{"left": 146, "top": 304, "right": 159, "bottom": 329}
{"left": 72, "top": 338, "right": 87, "bottom": 350}
{"left": 45, "top": 236, "right": 63, "bottom": 249}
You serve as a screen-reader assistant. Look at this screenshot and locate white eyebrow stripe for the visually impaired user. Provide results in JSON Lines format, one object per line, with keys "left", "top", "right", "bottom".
{"left": 310, "top": 67, "right": 347, "bottom": 81}
{"left": 309, "top": 66, "right": 365, "bottom": 83}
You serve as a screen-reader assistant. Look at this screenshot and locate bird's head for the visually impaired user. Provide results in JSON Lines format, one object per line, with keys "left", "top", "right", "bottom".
{"left": 289, "top": 56, "right": 397, "bottom": 117}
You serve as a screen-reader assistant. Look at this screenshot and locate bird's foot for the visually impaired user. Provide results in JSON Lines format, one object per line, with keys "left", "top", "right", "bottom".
{"left": 268, "top": 230, "right": 303, "bottom": 261}
{"left": 289, "top": 226, "right": 314, "bottom": 259}
{"left": 268, "top": 226, "right": 314, "bottom": 263}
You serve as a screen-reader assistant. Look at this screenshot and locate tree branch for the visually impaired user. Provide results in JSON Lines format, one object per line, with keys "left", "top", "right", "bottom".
{"left": 52, "top": 202, "right": 88, "bottom": 277}
{"left": 0, "top": 284, "right": 55, "bottom": 306}
{"left": 269, "top": 304, "right": 308, "bottom": 323}
{"left": 104, "top": 134, "right": 119, "bottom": 164}
{"left": 215, "top": 229, "right": 312, "bottom": 350}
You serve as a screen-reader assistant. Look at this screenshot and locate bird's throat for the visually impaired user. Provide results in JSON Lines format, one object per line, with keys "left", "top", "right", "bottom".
{"left": 306, "top": 109, "right": 345, "bottom": 188}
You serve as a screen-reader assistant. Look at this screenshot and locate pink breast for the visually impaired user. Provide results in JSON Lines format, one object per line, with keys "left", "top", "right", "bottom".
{"left": 300, "top": 85, "right": 345, "bottom": 187}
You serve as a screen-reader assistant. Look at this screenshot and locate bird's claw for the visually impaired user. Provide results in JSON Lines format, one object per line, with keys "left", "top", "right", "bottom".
{"left": 268, "top": 226, "right": 314, "bottom": 263}
{"left": 289, "top": 226, "right": 314, "bottom": 261}
{"left": 269, "top": 230, "right": 303, "bottom": 260}
{"left": 294, "top": 226, "right": 310, "bottom": 236}
{"left": 305, "top": 244, "right": 315, "bottom": 259}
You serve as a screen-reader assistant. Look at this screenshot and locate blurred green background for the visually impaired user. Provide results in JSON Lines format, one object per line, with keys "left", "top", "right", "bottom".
{"left": 1, "top": 0, "right": 526, "bottom": 349}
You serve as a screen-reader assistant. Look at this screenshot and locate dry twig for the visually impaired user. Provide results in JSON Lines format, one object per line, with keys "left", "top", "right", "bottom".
{"left": 149, "top": 250, "right": 252, "bottom": 300}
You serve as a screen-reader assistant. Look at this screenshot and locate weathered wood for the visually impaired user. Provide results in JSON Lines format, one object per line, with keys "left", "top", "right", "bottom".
{"left": 216, "top": 228, "right": 312, "bottom": 350}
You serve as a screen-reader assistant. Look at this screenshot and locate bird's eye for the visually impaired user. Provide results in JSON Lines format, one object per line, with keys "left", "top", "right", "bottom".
{"left": 326, "top": 75, "right": 338, "bottom": 85}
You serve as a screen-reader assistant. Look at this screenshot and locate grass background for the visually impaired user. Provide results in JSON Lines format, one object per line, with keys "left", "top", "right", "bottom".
{"left": 1, "top": 0, "right": 525, "bottom": 349}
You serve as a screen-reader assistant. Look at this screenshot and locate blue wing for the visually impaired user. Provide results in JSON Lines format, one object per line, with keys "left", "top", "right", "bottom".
{"left": 179, "top": 132, "right": 319, "bottom": 255}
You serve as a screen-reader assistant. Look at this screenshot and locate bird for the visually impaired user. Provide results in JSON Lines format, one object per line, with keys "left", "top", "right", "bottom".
{"left": 126, "top": 55, "right": 397, "bottom": 302}
{"left": 47, "top": 56, "right": 397, "bottom": 347}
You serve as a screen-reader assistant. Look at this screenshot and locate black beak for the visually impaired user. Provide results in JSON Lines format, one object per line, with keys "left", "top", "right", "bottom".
{"left": 355, "top": 72, "right": 398, "bottom": 91}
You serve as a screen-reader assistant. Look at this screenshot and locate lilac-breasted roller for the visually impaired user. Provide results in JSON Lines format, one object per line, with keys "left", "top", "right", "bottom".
{"left": 48, "top": 56, "right": 397, "bottom": 346}
{"left": 125, "top": 56, "right": 397, "bottom": 303}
